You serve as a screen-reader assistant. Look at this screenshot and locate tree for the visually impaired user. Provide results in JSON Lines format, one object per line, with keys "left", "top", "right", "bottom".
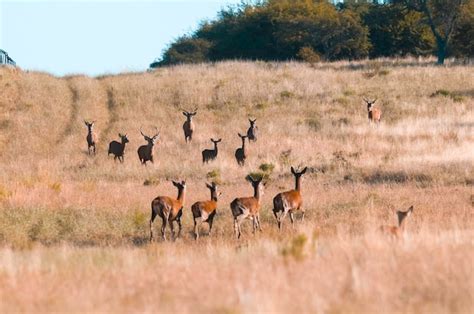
{"left": 450, "top": 0, "right": 474, "bottom": 57}
{"left": 394, "top": 0, "right": 468, "bottom": 64}
{"left": 157, "top": 37, "right": 212, "bottom": 66}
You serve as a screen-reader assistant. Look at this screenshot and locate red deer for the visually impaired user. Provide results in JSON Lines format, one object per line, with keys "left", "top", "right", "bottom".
{"left": 379, "top": 206, "right": 414, "bottom": 238}
{"left": 202, "top": 138, "right": 222, "bottom": 163}
{"left": 191, "top": 182, "right": 220, "bottom": 240}
{"left": 364, "top": 97, "right": 382, "bottom": 123}
{"left": 84, "top": 120, "right": 97, "bottom": 155}
{"left": 150, "top": 180, "right": 186, "bottom": 242}
{"left": 108, "top": 133, "right": 129, "bottom": 162}
{"left": 247, "top": 118, "right": 258, "bottom": 142}
{"left": 273, "top": 166, "right": 308, "bottom": 230}
{"left": 137, "top": 127, "right": 159, "bottom": 165}
{"left": 234, "top": 133, "right": 248, "bottom": 166}
{"left": 182, "top": 108, "right": 197, "bottom": 143}
{"left": 230, "top": 176, "right": 265, "bottom": 239}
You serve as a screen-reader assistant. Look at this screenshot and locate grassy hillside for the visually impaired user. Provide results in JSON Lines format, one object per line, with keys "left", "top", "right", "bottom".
{"left": 0, "top": 59, "right": 473, "bottom": 312}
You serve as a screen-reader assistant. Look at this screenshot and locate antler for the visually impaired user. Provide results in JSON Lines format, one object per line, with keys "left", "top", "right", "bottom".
{"left": 140, "top": 126, "right": 148, "bottom": 138}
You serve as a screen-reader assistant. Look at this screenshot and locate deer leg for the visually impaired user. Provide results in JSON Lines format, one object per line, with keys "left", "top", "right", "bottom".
{"left": 278, "top": 210, "right": 288, "bottom": 230}
{"left": 194, "top": 218, "right": 200, "bottom": 240}
{"left": 252, "top": 217, "right": 257, "bottom": 234}
{"left": 301, "top": 208, "right": 305, "bottom": 222}
{"left": 208, "top": 212, "right": 215, "bottom": 236}
{"left": 161, "top": 217, "right": 167, "bottom": 241}
{"left": 149, "top": 210, "right": 157, "bottom": 242}
{"left": 289, "top": 211, "right": 295, "bottom": 225}
{"left": 234, "top": 216, "right": 245, "bottom": 239}
{"left": 177, "top": 218, "right": 182, "bottom": 238}
{"left": 256, "top": 214, "right": 262, "bottom": 232}
{"left": 169, "top": 220, "right": 175, "bottom": 241}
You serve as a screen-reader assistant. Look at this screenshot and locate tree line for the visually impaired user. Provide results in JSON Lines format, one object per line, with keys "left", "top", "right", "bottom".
{"left": 151, "top": 0, "right": 473, "bottom": 67}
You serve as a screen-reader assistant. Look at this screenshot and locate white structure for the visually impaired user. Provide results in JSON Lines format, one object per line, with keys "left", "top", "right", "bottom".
{"left": 0, "top": 49, "right": 16, "bottom": 66}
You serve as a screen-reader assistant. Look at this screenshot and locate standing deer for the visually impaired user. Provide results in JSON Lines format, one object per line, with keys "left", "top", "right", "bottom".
{"left": 202, "top": 138, "right": 222, "bottom": 163}
{"left": 364, "top": 97, "right": 382, "bottom": 123}
{"left": 247, "top": 118, "right": 258, "bottom": 142}
{"left": 108, "top": 133, "right": 129, "bottom": 162}
{"left": 234, "top": 133, "right": 248, "bottom": 166}
{"left": 273, "top": 166, "right": 308, "bottom": 230}
{"left": 137, "top": 127, "right": 159, "bottom": 165}
{"left": 150, "top": 180, "right": 186, "bottom": 242}
{"left": 230, "top": 176, "right": 265, "bottom": 239}
{"left": 191, "top": 182, "right": 220, "bottom": 240}
{"left": 84, "top": 120, "right": 97, "bottom": 155}
{"left": 379, "top": 206, "right": 414, "bottom": 238}
{"left": 182, "top": 108, "right": 197, "bottom": 143}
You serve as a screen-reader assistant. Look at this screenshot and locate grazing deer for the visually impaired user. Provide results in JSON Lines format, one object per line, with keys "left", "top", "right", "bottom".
{"left": 150, "top": 180, "right": 186, "bottom": 242}
{"left": 234, "top": 133, "right": 248, "bottom": 166}
{"left": 191, "top": 182, "right": 221, "bottom": 240}
{"left": 230, "top": 176, "right": 265, "bottom": 239}
{"left": 182, "top": 108, "right": 197, "bottom": 143}
{"left": 247, "top": 118, "right": 258, "bottom": 142}
{"left": 273, "top": 166, "right": 308, "bottom": 230}
{"left": 108, "top": 133, "right": 129, "bottom": 162}
{"left": 84, "top": 120, "right": 97, "bottom": 155}
{"left": 137, "top": 127, "right": 159, "bottom": 165}
{"left": 202, "top": 138, "right": 222, "bottom": 163}
{"left": 364, "top": 97, "right": 382, "bottom": 123}
{"left": 379, "top": 206, "right": 414, "bottom": 238}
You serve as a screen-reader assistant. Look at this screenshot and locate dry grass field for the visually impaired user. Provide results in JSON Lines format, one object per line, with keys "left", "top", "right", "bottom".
{"left": 0, "top": 59, "right": 473, "bottom": 313}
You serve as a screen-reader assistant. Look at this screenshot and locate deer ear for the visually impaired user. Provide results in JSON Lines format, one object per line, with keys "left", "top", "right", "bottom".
{"left": 206, "top": 183, "right": 212, "bottom": 189}
{"left": 301, "top": 167, "right": 308, "bottom": 175}
{"left": 172, "top": 180, "right": 178, "bottom": 187}
{"left": 182, "top": 111, "right": 187, "bottom": 116}
{"left": 291, "top": 167, "right": 296, "bottom": 175}
{"left": 408, "top": 205, "right": 414, "bottom": 212}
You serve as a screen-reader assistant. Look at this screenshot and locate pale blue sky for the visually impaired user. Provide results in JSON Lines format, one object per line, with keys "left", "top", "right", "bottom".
{"left": 0, "top": 0, "right": 241, "bottom": 76}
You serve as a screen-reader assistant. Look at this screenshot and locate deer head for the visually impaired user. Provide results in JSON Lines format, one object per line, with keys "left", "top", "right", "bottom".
{"left": 118, "top": 133, "right": 129, "bottom": 144}
{"left": 182, "top": 108, "right": 197, "bottom": 120}
{"left": 363, "top": 97, "right": 377, "bottom": 111}
{"left": 140, "top": 127, "right": 160, "bottom": 145}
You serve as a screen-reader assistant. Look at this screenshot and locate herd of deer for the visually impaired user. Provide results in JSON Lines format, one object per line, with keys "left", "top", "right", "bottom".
{"left": 85, "top": 98, "right": 413, "bottom": 241}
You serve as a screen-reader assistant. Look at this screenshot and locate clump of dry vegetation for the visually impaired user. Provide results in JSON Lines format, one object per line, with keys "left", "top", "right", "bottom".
{"left": 0, "top": 59, "right": 473, "bottom": 312}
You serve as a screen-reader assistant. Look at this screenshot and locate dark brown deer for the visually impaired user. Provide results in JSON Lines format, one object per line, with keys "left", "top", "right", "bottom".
{"left": 137, "top": 127, "right": 159, "bottom": 165}
{"left": 150, "top": 180, "right": 186, "bottom": 242}
{"left": 182, "top": 108, "right": 197, "bottom": 143}
{"left": 379, "top": 206, "right": 414, "bottom": 238}
{"left": 108, "top": 133, "right": 129, "bottom": 162}
{"left": 202, "top": 138, "right": 222, "bottom": 163}
{"left": 234, "top": 133, "right": 248, "bottom": 166}
{"left": 363, "top": 97, "right": 382, "bottom": 123}
{"left": 84, "top": 120, "right": 97, "bottom": 155}
{"left": 230, "top": 176, "right": 265, "bottom": 239}
{"left": 247, "top": 118, "right": 258, "bottom": 142}
{"left": 273, "top": 166, "right": 308, "bottom": 230}
{"left": 191, "top": 182, "right": 220, "bottom": 240}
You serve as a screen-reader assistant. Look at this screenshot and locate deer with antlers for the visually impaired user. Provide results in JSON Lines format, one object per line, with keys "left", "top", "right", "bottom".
{"left": 202, "top": 138, "right": 222, "bottom": 163}
{"left": 235, "top": 133, "right": 248, "bottom": 166}
{"left": 379, "top": 206, "right": 414, "bottom": 238}
{"left": 137, "top": 127, "right": 159, "bottom": 165}
{"left": 247, "top": 118, "right": 258, "bottom": 142}
{"left": 150, "top": 180, "right": 186, "bottom": 242}
{"left": 191, "top": 182, "right": 221, "bottom": 240}
{"left": 364, "top": 97, "right": 382, "bottom": 123}
{"left": 108, "top": 133, "right": 129, "bottom": 162}
{"left": 273, "top": 166, "right": 308, "bottom": 230}
{"left": 230, "top": 176, "right": 265, "bottom": 239}
{"left": 182, "top": 108, "right": 197, "bottom": 143}
{"left": 84, "top": 120, "right": 97, "bottom": 155}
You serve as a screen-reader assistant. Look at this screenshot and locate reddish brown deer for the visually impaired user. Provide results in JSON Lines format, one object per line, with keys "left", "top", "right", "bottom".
{"left": 234, "top": 133, "right": 248, "bottom": 166}
{"left": 150, "top": 180, "right": 186, "bottom": 242}
{"left": 364, "top": 97, "right": 382, "bottom": 123}
{"left": 191, "top": 182, "right": 220, "bottom": 240}
{"left": 272, "top": 166, "right": 308, "bottom": 230}
{"left": 379, "top": 206, "right": 414, "bottom": 238}
{"left": 202, "top": 138, "right": 222, "bottom": 163}
{"left": 108, "top": 133, "right": 129, "bottom": 162}
{"left": 247, "top": 118, "right": 258, "bottom": 142}
{"left": 84, "top": 120, "right": 97, "bottom": 155}
{"left": 230, "top": 176, "right": 265, "bottom": 239}
{"left": 137, "top": 127, "right": 159, "bottom": 165}
{"left": 182, "top": 108, "right": 197, "bottom": 143}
